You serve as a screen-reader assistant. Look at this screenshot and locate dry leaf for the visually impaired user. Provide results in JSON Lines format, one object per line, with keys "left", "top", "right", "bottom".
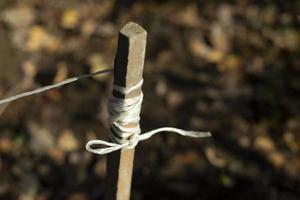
{"left": 53, "top": 63, "right": 68, "bottom": 83}
{"left": 58, "top": 129, "right": 79, "bottom": 152}
{"left": 254, "top": 136, "right": 275, "bottom": 152}
{"left": 211, "top": 23, "right": 230, "bottom": 53}
{"left": 61, "top": 9, "right": 80, "bottom": 29}
{"left": 283, "top": 132, "right": 300, "bottom": 153}
{"left": 26, "top": 26, "right": 61, "bottom": 52}
{"left": 22, "top": 60, "right": 37, "bottom": 80}
{"left": 81, "top": 19, "right": 97, "bottom": 37}
{"left": 0, "top": 137, "right": 13, "bottom": 153}
{"left": 166, "top": 90, "right": 184, "bottom": 109}
{"left": 88, "top": 53, "right": 110, "bottom": 81}
{"left": 155, "top": 80, "right": 167, "bottom": 97}
{"left": 189, "top": 36, "right": 224, "bottom": 63}
{"left": 268, "top": 151, "right": 285, "bottom": 168}
{"left": 238, "top": 135, "right": 251, "bottom": 148}
{"left": 2, "top": 5, "right": 35, "bottom": 29}
{"left": 218, "top": 5, "right": 233, "bottom": 27}
{"left": 28, "top": 122, "right": 55, "bottom": 154}
{"left": 205, "top": 147, "right": 227, "bottom": 168}
{"left": 219, "top": 55, "right": 242, "bottom": 73}
{"left": 48, "top": 147, "right": 65, "bottom": 164}
{"left": 169, "top": 4, "right": 201, "bottom": 28}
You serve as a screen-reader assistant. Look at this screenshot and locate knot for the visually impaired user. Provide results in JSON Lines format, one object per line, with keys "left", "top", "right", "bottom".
{"left": 127, "top": 132, "right": 139, "bottom": 149}
{"left": 85, "top": 79, "right": 212, "bottom": 155}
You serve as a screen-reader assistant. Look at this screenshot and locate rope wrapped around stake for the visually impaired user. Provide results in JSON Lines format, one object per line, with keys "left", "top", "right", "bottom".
{"left": 86, "top": 80, "right": 211, "bottom": 155}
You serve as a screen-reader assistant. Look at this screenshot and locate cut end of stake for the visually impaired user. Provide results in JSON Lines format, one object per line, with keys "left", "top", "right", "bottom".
{"left": 113, "top": 22, "right": 147, "bottom": 99}
{"left": 120, "top": 22, "right": 147, "bottom": 37}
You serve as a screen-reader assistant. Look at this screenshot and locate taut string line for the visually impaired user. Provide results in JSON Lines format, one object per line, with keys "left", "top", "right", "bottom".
{"left": 0, "top": 69, "right": 113, "bottom": 105}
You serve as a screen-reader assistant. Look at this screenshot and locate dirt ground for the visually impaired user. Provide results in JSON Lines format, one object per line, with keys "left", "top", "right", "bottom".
{"left": 0, "top": 0, "right": 299, "bottom": 200}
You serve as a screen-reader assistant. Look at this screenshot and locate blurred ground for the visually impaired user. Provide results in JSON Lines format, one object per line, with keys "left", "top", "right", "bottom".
{"left": 0, "top": 0, "right": 299, "bottom": 200}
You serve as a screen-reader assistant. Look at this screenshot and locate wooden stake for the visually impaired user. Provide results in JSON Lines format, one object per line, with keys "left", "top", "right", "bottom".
{"left": 105, "top": 22, "right": 147, "bottom": 200}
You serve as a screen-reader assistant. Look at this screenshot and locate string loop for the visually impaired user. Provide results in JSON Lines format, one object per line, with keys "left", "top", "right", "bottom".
{"left": 86, "top": 80, "right": 211, "bottom": 155}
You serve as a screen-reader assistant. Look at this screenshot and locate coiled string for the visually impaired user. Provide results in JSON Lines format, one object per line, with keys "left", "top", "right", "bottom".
{"left": 86, "top": 79, "right": 211, "bottom": 155}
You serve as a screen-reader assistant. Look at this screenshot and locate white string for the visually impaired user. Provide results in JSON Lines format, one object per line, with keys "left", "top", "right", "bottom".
{"left": 86, "top": 80, "right": 211, "bottom": 155}
{"left": 0, "top": 67, "right": 211, "bottom": 155}
{"left": 86, "top": 128, "right": 211, "bottom": 154}
{"left": 0, "top": 68, "right": 113, "bottom": 105}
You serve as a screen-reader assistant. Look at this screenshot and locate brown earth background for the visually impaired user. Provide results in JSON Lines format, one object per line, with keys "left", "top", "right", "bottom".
{"left": 0, "top": 0, "right": 299, "bottom": 200}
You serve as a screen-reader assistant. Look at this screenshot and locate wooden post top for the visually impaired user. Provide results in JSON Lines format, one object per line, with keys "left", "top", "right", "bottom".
{"left": 113, "top": 22, "right": 147, "bottom": 99}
